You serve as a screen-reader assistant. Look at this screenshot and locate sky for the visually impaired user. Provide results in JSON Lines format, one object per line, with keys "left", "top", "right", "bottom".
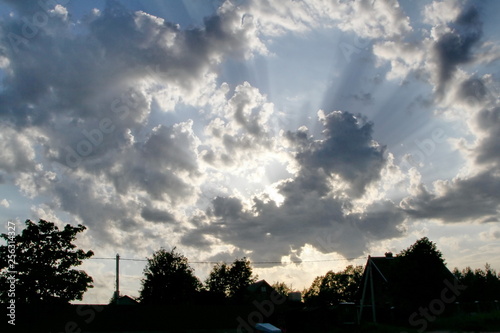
{"left": 1, "top": 0, "right": 500, "bottom": 303}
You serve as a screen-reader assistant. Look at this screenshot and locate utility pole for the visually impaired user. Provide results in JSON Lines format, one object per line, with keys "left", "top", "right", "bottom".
{"left": 369, "top": 259, "right": 377, "bottom": 323}
{"left": 115, "top": 253, "right": 120, "bottom": 301}
{"left": 358, "top": 256, "right": 377, "bottom": 324}
{"left": 359, "top": 256, "right": 370, "bottom": 323}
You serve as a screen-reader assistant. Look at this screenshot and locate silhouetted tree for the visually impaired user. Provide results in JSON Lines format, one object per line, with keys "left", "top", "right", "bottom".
{"left": 303, "top": 265, "right": 363, "bottom": 306}
{"left": 205, "top": 262, "right": 230, "bottom": 297}
{"left": 453, "top": 263, "right": 500, "bottom": 304}
{"left": 227, "top": 257, "right": 257, "bottom": 299}
{"left": 139, "top": 247, "right": 201, "bottom": 305}
{"left": 303, "top": 275, "right": 322, "bottom": 305}
{"left": 337, "top": 264, "right": 363, "bottom": 301}
{"left": 205, "top": 257, "right": 257, "bottom": 302}
{"left": 398, "top": 236, "right": 444, "bottom": 263}
{"left": 272, "top": 281, "right": 294, "bottom": 298}
{"left": 0, "top": 219, "right": 94, "bottom": 304}
{"left": 393, "top": 237, "right": 453, "bottom": 314}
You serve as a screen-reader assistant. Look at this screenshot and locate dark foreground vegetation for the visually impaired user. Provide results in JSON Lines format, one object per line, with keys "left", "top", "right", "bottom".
{"left": 1, "top": 219, "right": 500, "bottom": 332}
{"left": 1, "top": 302, "right": 499, "bottom": 332}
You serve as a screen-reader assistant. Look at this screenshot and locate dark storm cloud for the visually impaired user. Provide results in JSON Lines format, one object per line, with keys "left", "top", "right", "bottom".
{"left": 88, "top": 0, "right": 259, "bottom": 90}
{"left": 213, "top": 196, "right": 244, "bottom": 218}
{"left": 474, "top": 107, "right": 500, "bottom": 166}
{"left": 0, "top": 0, "right": 265, "bottom": 244}
{"left": 400, "top": 77, "right": 500, "bottom": 225}
{"left": 52, "top": 176, "right": 141, "bottom": 243}
{"left": 0, "top": 0, "right": 257, "bottom": 128}
{"left": 182, "top": 193, "right": 345, "bottom": 262}
{"left": 140, "top": 206, "right": 175, "bottom": 223}
{"left": 401, "top": 171, "right": 500, "bottom": 223}
{"left": 182, "top": 111, "right": 403, "bottom": 262}
{"left": 354, "top": 200, "right": 407, "bottom": 239}
{"left": 182, "top": 186, "right": 405, "bottom": 262}
{"left": 393, "top": 3, "right": 500, "bottom": 226}
{"left": 284, "top": 126, "right": 309, "bottom": 147}
{"left": 399, "top": 82, "right": 500, "bottom": 226}
{"left": 229, "top": 84, "right": 268, "bottom": 136}
{"left": 180, "top": 229, "right": 213, "bottom": 248}
{"left": 294, "top": 111, "right": 386, "bottom": 197}
{"left": 0, "top": 0, "right": 262, "bottom": 184}
{"left": 434, "top": 5, "right": 483, "bottom": 94}
{"left": 459, "top": 77, "right": 487, "bottom": 104}
{"left": 101, "top": 122, "right": 200, "bottom": 202}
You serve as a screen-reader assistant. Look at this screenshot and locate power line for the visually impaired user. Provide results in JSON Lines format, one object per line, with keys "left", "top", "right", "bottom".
{"left": 89, "top": 255, "right": 368, "bottom": 294}
{"left": 90, "top": 256, "right": 367, "bottom": 264}
{"left": 92, "top": 257, "right": 146, "bottom": 261}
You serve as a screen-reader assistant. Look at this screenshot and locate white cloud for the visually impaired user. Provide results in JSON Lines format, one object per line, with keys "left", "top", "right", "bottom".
{"left": 480, "top": 226, "right": 500, "bottom": 241}
{"left": 1, "top": 0, "right": 500, "bottom": 303}
{"left": 373, "top": 40, "right": 428, "bottom": 81}
{"left": 182, "top": 110, "right": 405, "bottom": 261}
{"left": 200, "top": 81, "right": 281, "bottom": 177}
{"left": 246, "top": 0, "right": 411, "bottom": 39}
{"left": 423, "top": 0, "right": 462, "bottom": 26}
{"left": 0, "top": 125, "right": 37, "bottom": 174}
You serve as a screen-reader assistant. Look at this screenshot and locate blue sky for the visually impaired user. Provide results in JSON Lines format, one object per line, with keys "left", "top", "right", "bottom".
{"left": 1, "top": 0, "right": 500, "bottom": 303}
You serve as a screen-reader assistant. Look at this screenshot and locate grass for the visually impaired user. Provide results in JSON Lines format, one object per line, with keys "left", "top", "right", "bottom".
{"left": 173, "top": 313, "right": 500, "bottom": 332}
{"left": 178, "top": 326, "right": 417, "bottom": 333}
{"left": 180, "top": 323, "right": 420, "bottom": 333}
{"left": 428, "top": 310, "right": 500, "bottom": 332}
{"left": 75, "top": 316, "right": 500, "bottom": 333}
{"left": 287, "top": 323, "right": 420, "bottom": 333}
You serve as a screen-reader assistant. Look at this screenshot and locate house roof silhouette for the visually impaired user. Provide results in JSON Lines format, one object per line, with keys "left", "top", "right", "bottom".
{"left": 114, "top": 295, "right": 138, "bottom": 305}
{"left": 247, "top": 280, "right": 274, "bottom": 294}
{"left": 358, "top": 252, "right": 455, "bottom": 323}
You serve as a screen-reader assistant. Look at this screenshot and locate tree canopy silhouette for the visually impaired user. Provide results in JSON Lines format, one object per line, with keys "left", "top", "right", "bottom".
{"left": 453, "top": 263, "right": 500, "bottom": 303}
{"left": 205, "top": 257, "right": 257, "bottom": 302}
{"left": 391, "top": 237, "right": 453, "bottom": 314}
{"left": 272, "top": 281, "right": 294, "bottom": 298}
{"left": 0, "top": 219, "right": 94, "bottom": 304}
{"left": 205, "top": 262, "right": 230, "bottom": 297}
{"left": 303, "top": 265, "right": 363, "bottom": 306}
{"left": 398, "top": 236, "right": 444, "bottom": 263}
{"left": 139, "top": 247, "right": 201, "bottom": 305}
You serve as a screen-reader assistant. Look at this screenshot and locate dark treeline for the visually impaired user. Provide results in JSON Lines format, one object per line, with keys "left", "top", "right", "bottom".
{"left": 453, "top": 264, "right": 500, "bottom": 304}
{"left": 137, "top": 247, "right": 259, "bottom": 306}
{"left": 1, "top": 219, "right": 500, "bottom": 308}
{"left": 0, "top": 219, "right": 262, "bottom": 306}
{"left": 1, "top": 219, "right": 500, "bottom": 332}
